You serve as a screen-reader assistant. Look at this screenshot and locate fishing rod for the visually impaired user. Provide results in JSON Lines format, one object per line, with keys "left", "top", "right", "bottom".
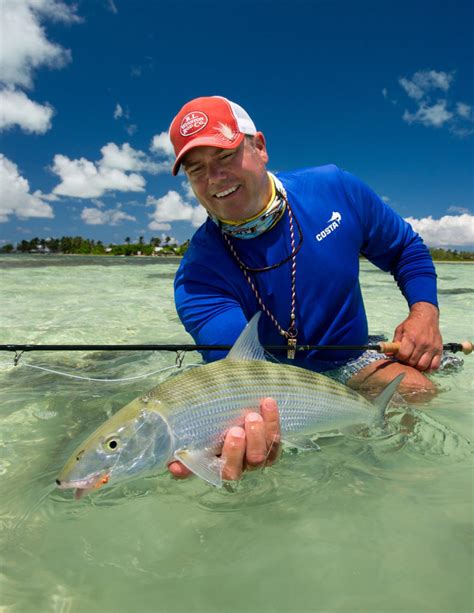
{"left": 1, "top": 341, "right": 472, "bottom": 354}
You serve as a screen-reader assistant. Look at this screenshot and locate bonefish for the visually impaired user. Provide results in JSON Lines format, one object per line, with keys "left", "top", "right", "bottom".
{"left": 56, "top": 313, "right": 403, "bottom": 498}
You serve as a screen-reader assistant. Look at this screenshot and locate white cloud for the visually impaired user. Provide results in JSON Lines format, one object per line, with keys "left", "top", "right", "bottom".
{"left": 0, "top": 154, "right": 54, "bottom": 222}
{"left": 402, "top": 100, "right": 453, "bottom": 128}
{"left": 100, "top": 142, "right": 165, "bottom": 174}
{"left": 160, "top": 233, "right": 178, "bottom": 244}
{"left": 447, "top": 205, "right": 470, "bottom": 214}
{"left": 149, "top": 222, "right": 171, "bottom": 231}
{"left": 51, "top": 142, "right": 169, "bottom": 198}
{"left": 456, "top": 102, "right": 471, "bottom": 119}
{"left": 33, "top": 189, "right": 59, "bottom": 201}
{"left": 113, "top": 103, "right": 123, "bottom": 119}
{"left": 381, "top": 195, "right": 390, "bottom": 203}
{"left": 405, "top": 214, "right": 474, "bottom": 247}
{"left": 0, "top": 0, "right": 79, "bottom": 89}
{"left": 81, "top": 207, "right": 136, "bottom": 225}
{"left": 0, "top": 1, "right": 80, "bottom": 134}
{"left": 150, "top": 131, "right": 174, "bottom": 157}
{"left": 147, "top": 190, "right": 207, "bottom": 231}
{"left": 382, "top": 88, "right": 388, "bottom": 98}
{"left": 399, "top": 70, "right": 454, "bottom": 101}
{"left": 395, "top": 69, "right": 473, "bottom": 135}
{"left": 113, "top": 104, "right": 137, "bottom": 136}
{"left": 0, "top": 88, "right": 53, "bottom": 133}
{"left": 106, "top": 0, "right": 118, "bottom": 14}
{"left": 181, "top": 179, "right": 196, "bottom": 201}
{"left": 52, "top": 154, "right": 145, "bottom": 198}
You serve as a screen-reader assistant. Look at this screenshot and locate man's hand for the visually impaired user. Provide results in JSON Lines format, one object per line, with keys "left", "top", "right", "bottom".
{"left": 167, "top": 397, "right": 280, "bottom": 482}
{"left": 392, "top": 301, "right": 443, "bottom": 371}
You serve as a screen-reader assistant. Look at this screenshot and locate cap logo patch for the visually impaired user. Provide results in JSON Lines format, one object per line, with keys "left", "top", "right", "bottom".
{"left": 180, "top": 111, "right": 208, "bottom": 137}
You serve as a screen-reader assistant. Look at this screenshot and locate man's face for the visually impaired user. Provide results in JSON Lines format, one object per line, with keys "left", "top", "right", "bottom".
{"left": 182, "top": 133, "right": 272, "bottom": 222}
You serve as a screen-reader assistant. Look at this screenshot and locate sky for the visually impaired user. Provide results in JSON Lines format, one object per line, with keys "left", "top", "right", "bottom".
{"left": 1, "top": 0, "right": 473, "bottom": 249}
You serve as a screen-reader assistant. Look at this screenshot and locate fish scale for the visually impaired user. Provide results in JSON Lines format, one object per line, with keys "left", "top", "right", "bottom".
{"left": 152, "top": 360, "right": 375, "bottom": 449}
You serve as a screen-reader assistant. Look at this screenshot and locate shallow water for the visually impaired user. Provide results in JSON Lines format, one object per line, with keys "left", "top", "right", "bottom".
{"left": 0, "top": 255, "right": 472, "bottom": 613}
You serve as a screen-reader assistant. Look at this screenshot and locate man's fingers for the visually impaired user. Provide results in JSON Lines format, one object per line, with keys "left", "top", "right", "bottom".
{"left": 396, "top": 337, "right": 415, "bottom": 364}
{"left": 221, "top": 426, "right": 246, "bottom": 481}
{"left": 168, "top": 398, "right": 282, "bottom": 483}
{"left": 397, "top": 337, "right": 442, "bottom": 371}
{"left": 245, "top": 412, "right": 267, "bottom": 467}
{"left": 168, "top": 461, "right": 193, "bottom": 479}
{"left": 429, "top": 353, "right": 441, "bottom": 371}
{"left": 415, "top": 349, "right": 443, "bottom": 371}
{"left": 260, "top": 397, "right": 281, "bottom": 464}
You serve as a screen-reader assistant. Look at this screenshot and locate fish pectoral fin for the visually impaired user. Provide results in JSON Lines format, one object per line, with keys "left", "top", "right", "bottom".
{"left": 281, "top": 435, "right": 321, "bottom": 451}
{"left": 174, "top": 448, "right": 224, "bottom": 488}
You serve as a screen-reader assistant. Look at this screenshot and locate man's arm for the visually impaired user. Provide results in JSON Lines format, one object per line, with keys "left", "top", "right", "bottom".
{"left": 339, "top": 169, "right": 442, "bottom": 370}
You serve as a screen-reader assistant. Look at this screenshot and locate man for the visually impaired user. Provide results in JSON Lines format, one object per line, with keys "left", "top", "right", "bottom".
{"left": 166, "top": 95, "right": 443, "bottom": 481}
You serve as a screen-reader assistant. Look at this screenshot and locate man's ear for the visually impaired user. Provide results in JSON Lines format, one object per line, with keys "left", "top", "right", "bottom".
{"left": 254, "top": 132, "right": 269, "bottom": 164}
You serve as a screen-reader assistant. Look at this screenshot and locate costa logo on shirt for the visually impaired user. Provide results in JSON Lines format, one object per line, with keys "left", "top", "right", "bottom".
{"left": 316, "top": 211, "right": 342, "bottom": 242}
{"left": 180, "top": 112, "right": 208, "bottom": 137}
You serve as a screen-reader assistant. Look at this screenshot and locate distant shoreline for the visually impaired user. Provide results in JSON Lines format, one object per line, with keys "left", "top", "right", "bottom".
{"left": 432, "top": 260, "right": 474, "bottom": 264}
{"left": 0, "top": 252, "right": 183, "bottom": 259}
{"left": 1, "top": 253, "right": 473, "bottom": 263}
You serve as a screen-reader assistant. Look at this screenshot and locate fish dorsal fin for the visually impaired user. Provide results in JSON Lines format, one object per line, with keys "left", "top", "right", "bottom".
{"left": 226, "top": 312, "right": 266, "bottom": 362}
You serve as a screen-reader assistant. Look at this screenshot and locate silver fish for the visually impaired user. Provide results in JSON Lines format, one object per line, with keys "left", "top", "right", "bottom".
{"left": 56, "top": 313, "right": 403, "bottom": 498}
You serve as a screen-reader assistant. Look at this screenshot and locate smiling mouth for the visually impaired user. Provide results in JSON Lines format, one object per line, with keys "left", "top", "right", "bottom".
{"left": 214, "top": 185, "right": 240, "bottom": 199}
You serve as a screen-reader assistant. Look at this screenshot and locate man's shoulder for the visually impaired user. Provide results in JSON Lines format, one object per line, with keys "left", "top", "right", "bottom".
{"left": 276, "top": 164, "right": 340, "bottom": 180}
{"left": 276, "top": 164, "right": 342, "bottom": 191}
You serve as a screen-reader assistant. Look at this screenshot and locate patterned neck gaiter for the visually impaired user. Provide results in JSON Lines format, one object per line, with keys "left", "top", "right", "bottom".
{"left": 211, "top": 173, "right": 287, "bottom": 239}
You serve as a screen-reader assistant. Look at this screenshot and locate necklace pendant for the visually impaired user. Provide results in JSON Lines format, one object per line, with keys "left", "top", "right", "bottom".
{"left": 287, "top": 336, "right": 297, "bottom": 360}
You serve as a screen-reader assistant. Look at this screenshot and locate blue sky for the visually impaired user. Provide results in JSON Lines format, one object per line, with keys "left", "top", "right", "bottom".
{"left": 1, "top": 0, "right": 473, "bottom": 248}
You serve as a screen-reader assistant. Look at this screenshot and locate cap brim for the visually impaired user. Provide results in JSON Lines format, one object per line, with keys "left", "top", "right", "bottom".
{"left": 172, "top": 133, "right": 245, "bottom": 176}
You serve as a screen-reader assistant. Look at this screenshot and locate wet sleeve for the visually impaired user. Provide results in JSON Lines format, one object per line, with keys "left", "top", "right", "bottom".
{"left": 339, "top": 169, "right": 438, "bottom": 308}
{"left": 174, "top": 262, "right": 248, "bottom": 362}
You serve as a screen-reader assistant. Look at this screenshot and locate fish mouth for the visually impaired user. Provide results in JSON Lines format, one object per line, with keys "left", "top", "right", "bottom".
{"left": 56, "top": 472, "right": 110, "bottom": 500}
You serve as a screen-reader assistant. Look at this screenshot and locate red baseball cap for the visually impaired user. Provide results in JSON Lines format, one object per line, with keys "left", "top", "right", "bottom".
{"left": 169, "top": 96, "right": 257, "bottom": 175}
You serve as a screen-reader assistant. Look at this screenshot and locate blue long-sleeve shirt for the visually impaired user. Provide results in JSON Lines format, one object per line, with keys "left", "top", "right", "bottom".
{"left": 174, "top": 165, "right": 437, "bottom": 371}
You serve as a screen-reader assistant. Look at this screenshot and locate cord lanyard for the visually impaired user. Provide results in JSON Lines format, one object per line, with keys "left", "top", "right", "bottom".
{"left": 222, "top": 191, "right": 301, "bottom": 359}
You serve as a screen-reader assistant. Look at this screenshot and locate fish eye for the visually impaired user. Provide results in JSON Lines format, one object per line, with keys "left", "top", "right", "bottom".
{"left": 103, "top": 435, "right": 121, "bottom": 452}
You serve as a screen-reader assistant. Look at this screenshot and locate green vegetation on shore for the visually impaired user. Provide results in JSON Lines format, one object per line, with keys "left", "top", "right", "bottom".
{"left": 427, "top": 248, "right": 474, "bottom": 261}
{"left": 0, "top": 236, "right": 189, "bottom": 256}
{"left": 1, "top": 237, "right": 473, "bottom": 261}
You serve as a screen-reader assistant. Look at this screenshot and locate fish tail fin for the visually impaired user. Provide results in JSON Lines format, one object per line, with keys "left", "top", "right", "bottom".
{"left": 373, "top": 373, "right": 405, "bottom": 426}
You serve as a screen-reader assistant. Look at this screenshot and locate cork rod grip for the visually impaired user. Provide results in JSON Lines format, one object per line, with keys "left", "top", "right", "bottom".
{"left": 378, "top": 340, "right": 473, "bottom": 355}
{"left": 378, "top": 342, "right": 400, "bottom": 354}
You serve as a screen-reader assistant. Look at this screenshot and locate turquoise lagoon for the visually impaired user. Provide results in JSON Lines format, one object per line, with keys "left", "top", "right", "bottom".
{"left": 0, "top": 255, "right": 472, "bottom": 612}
